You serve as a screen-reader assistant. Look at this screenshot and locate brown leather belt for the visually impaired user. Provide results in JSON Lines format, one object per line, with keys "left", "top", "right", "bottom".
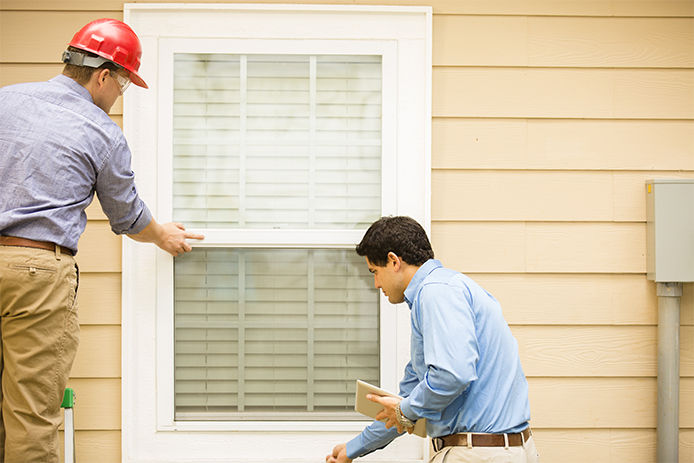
{"left": 0, "top": 236, "right": 75, "bottom": 256}
{"left": 432, "top": 427, "right": 532, "bottom": 452}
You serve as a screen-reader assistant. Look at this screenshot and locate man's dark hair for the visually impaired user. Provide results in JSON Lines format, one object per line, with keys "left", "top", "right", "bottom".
{"left": 356, "top": 216, "right": 434, "bottom": 266}
{"left": 62, "top": 46, "right": 120, "bottom": 85}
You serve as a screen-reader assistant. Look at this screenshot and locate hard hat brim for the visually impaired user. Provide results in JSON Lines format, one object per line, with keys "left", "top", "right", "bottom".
{"left": 129, "top": 70, "right": 148, "bottom": 89}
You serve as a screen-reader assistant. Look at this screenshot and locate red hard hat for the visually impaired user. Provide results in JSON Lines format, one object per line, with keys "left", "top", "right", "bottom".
{"left": 69, "top": 18, "right": 148, "bottom": 88}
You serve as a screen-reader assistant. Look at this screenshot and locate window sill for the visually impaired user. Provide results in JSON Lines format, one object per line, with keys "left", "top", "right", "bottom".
{"left": 158, "top": 420, "right": 374, "bottom": 432}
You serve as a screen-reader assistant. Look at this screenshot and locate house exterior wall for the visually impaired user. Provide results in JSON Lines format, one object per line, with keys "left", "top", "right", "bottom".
{"left": 1, "top": 1, "right": 693, "bottom": 462}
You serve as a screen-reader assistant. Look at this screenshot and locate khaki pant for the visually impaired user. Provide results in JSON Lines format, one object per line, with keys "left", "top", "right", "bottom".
{"left": 430, "top": 435, "right": 540, "bottom": 463}
{"left": 0, "top": 245, "right": 80, "bottom": 462}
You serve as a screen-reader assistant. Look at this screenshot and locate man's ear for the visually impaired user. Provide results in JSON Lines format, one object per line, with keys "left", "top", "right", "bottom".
{"left": 92, "top": 68, "right": 110, "bottom": 89}
{"left": 387, "top": 252, "right": 401, "bottom": 270}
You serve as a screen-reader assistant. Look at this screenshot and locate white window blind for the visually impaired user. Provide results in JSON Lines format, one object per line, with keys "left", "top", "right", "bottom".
{"left": 174, "top": 248, "right": 379, "bottom": 419}
{"left": 171, "top": 53, "right": 383, "bottom": 420}
{"left": 172, "top": 53, "right": 382, "bottom": 229}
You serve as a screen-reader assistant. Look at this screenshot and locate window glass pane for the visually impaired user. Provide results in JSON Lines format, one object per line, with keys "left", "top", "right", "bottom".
{"left": 173, "top": 54, "right": 382, "bottom": 229}
{"left": 174, "top": 248, "right": 380, "bottom": 420}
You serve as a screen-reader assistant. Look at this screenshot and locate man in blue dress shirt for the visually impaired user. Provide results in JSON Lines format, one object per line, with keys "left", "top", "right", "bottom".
{"left": 0, "top": 19, "right": 202, "bottom": 461}
{"left": 326, "top": 216, "right": 539, "bottom": 463}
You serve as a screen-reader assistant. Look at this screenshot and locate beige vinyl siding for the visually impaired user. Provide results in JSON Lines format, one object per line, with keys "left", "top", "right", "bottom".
{"left": 428, "top": 2, "right": 694, "bottom": 463}
{"left": 434, "top": 16, "right": 694, "bottom": 68}
{"left": 2, "top": 2, "right": 693, "bottom": 462}
{"left": 434, "top": 119, "right": 694, "bottom": 171}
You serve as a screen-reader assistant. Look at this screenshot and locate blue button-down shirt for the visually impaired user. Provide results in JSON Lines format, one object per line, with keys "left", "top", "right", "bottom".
{"left": 0, "top": 75, "right": 152, "bottom": 253}
{"left": 346, "top": 259, "right": 531, "bottom": 459}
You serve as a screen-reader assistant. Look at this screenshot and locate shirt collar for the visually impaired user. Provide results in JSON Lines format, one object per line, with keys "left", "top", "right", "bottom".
{"left": 51, "top": 74, "right": 94, "bottom": 104}
{"left": 403, "top": 259, "right": 442, "bottom": 309}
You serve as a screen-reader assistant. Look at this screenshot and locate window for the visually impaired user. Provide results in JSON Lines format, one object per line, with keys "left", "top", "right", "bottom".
{"left": 123, "top": 4, "right": 430, "bottom": 461}
{"left": 171, "top": 52, "right": 384, "bottom": 420}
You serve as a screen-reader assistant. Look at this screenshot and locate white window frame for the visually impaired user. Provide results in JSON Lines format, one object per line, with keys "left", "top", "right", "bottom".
{"left": 122, "top": 4, "right": 431, "bottom": 462}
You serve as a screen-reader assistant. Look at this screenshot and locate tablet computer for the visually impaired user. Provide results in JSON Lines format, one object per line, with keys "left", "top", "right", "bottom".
{"left": 354, "top": 379, "right": 427, "bottom": 437}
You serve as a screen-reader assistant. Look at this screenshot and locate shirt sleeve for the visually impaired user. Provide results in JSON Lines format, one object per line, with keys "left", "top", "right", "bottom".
{"left": 398, "top": 361, "right": 420, "bottom": 397}
{"left": 345, "top": 420, "right": 400, "bottom": 459}
{"left": 345, "top": 361, "right": 420, "bottom": 459}
{"left": 95, "top": 135, "right": 152, "bottom": 235}
{"left": 399, "top": 282, "right": 479, "bottom": 422}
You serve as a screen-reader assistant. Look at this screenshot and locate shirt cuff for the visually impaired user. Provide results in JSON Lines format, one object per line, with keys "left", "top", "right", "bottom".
{"left": 399, "top": 398, "right": 417, "bottom": 422}
{"left": 345, "top": 435, "right": 366, "bottom": 460}
{"left": 345, "top": 423, "right": 399, "bottom": 459}
{"left": 124, "top": 201, "right": 152, "bottom": 235}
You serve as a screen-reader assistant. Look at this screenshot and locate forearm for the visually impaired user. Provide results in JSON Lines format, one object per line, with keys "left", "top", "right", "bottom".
{"left": 127, "top": 218, "right": 163, "bottom": 244}
{"left": 346, "top": 420, "right": 400, "bottom": 459}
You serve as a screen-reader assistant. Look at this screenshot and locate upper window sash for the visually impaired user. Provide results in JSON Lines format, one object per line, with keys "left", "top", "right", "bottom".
{"left": 171, "top": 52, "right": 384, "bottom": 231}
{"left": 157, "top": 38, "right": 399, "bottom": 242}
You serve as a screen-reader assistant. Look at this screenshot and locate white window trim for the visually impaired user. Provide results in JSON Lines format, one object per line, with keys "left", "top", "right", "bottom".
{"left": 123, "top": 4, "right": 431, "bottom": 462}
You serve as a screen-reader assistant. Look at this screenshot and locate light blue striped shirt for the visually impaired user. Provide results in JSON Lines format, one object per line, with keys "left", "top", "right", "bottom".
{"left": 0, "top": 74, "right": 152, "bottom": 253}
{"left": 346, "top": 259, "right": 531, "bottom": 459}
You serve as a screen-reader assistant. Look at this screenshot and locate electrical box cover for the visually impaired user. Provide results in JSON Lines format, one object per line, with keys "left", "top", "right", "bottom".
{"left": 646, "top": 179, "right": 694, "bottom": 282}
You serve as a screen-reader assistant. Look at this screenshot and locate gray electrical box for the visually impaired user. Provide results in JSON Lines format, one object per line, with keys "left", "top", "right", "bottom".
{"left": 646, "top": 179, "right": 694, "bottom": 282}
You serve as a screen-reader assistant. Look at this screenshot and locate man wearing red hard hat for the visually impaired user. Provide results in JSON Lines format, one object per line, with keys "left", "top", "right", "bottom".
{"left": 0, "top": 19, "right": 203, "bottom": 460}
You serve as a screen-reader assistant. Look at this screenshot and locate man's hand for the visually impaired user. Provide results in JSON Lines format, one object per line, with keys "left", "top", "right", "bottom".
{"left": 325, "top": 443, "right": 352, "bottom": 463}
{"left": 368, "top": 394, "right": 413, "bottom": 434}
{"left": 128, "top": 219, "right": 204, "bottom": 256}
{"left": 155, "top": 222, "right": 205, "bottom": 256}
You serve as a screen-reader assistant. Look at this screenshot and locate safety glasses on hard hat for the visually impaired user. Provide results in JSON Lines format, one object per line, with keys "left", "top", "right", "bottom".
{"left": 111, "top": 72, "right": 131, "bottom": 94}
